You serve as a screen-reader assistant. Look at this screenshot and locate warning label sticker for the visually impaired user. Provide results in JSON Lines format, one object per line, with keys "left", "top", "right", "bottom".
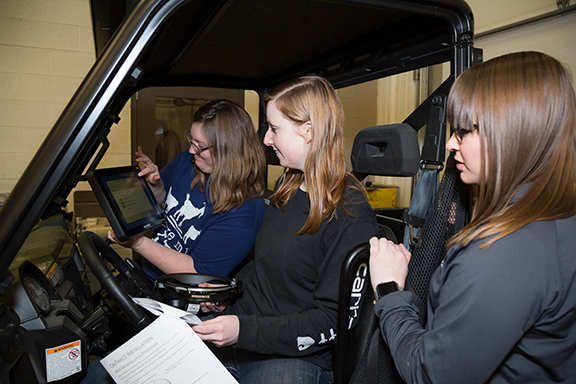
{"left": 45, "top": 340, "right": 82, "bottom": 382}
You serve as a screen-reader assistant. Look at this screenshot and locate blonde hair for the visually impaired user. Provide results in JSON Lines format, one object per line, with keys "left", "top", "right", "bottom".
{"left": 190, "top": 99, "right": 266, "bottom": 213}
{"left": 447, "top": 51, "right": 576, "bottom": 248}
{"left": 264, "top": 75, "right": 364, "bottom": 234}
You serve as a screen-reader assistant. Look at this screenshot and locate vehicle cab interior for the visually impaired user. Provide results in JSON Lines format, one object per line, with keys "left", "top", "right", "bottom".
{"left": 0, "top": 0, "right": 482, "bottom": 382}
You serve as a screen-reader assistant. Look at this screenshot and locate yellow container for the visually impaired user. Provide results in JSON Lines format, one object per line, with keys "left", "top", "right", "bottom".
{"left": 366, "top": 185, "right": 397, "bottom": 209}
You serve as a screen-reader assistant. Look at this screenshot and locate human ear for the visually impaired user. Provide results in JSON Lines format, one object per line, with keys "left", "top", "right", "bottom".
{"left": 304, "top": 121, "right": 312, "bottom": 143}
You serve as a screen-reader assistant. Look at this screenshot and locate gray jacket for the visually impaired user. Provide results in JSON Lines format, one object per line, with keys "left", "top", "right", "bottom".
{"left": 376, "top": 213, "right": 576, "bottom": 383}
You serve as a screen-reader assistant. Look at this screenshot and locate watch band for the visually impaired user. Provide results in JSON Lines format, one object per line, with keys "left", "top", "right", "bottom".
{"left": 373, "top": 281, "right": 402, "bottom": 304}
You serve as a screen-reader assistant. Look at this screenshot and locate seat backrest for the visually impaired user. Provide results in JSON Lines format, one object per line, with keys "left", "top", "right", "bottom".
{"left": 334, "top": 243, "right": 404, "bottom": 384}
{"left": 334, "top": 154, "right": 469, "bottom": 384}
{"left": 378, "top": 224, "right": 397, "bottom": 244}
{"left": 404, "top": 154, "right": 468, "bottom": 314}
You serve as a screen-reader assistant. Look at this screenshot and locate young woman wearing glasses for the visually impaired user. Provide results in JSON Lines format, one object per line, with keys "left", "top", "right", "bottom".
{"left": 110, "top": 99, "right": 267, "bottom": 282}
{"left": 369, "top": 51, "right": 576, "bottom": 383}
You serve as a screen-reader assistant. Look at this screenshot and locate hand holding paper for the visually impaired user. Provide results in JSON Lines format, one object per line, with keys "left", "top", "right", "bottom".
{"left": 132, "top": 297, "right": 201, "bottom": 325}
{"left": 100, "top": 298, "right": 237, "bottom": 384}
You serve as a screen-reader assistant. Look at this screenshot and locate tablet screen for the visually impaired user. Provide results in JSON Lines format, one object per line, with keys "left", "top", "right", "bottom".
{"left": 87, "top": 166, "right": 165, "bottom": 242}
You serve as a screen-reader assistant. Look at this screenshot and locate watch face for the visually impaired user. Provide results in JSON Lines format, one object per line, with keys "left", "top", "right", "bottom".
{"left": 375, "top": 281, "right": 400, "bottom": 301}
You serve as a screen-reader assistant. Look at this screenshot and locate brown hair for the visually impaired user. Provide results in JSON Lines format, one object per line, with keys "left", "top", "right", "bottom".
{"left": 447, "top": 51, "right": 576, "bottom": 248}
{"left": 190, "top": 99, "right": 266, "bottom": 213}
{"left": 264, "top": 75, "right": 364, "bottom": 234}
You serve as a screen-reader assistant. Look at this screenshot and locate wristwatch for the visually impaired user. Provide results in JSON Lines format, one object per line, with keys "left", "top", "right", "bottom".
{"left": 373, "top": 281, "right": 402, "bottom": 304}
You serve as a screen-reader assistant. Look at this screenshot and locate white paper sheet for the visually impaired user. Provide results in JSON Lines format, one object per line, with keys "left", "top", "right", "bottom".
{"left": 131, "top": 297, "right": 202, "bottom": 325}
{"left": 100, "top": 302, "right": 237, "bottom": 384}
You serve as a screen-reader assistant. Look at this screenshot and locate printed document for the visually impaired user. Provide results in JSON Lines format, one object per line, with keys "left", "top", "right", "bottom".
{"left": 101, "top": 299, "right": 238, "bottom": 384}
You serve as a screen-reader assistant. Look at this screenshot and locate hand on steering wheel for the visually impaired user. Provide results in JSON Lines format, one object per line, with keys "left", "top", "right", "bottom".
{"left": 79, "top": 231, "right": 153, "bottom": 331}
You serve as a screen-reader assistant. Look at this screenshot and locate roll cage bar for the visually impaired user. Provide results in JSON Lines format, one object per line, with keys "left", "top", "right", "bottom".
{"left": 0, "top": 0, "right": 477, "bottom": 291}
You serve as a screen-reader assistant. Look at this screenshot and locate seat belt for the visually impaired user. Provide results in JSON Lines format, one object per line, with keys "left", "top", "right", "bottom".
{"left": 403, "top": 165, "right": 440, "bottom": 252}
{"left": 402, "top": 89, "right": 448, "bottom": 252}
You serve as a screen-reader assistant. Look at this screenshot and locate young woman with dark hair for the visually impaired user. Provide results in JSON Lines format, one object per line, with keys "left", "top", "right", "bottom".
{"left": 112, "top": 99, "right": 267, "bottom": 281}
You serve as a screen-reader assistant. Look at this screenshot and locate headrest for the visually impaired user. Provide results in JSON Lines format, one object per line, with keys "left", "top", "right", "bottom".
{"left": 351, "top": 123, "right": 420, "bottom": 177}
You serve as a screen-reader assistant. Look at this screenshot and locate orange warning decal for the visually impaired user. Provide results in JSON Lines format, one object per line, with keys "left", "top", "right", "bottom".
{"left": 46, "top": 341, "right": 80, "bottom": 354}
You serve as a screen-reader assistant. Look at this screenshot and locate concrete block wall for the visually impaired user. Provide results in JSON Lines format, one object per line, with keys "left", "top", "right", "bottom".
{"left": 0, "top": 0, "right": 131, "bottom": 202}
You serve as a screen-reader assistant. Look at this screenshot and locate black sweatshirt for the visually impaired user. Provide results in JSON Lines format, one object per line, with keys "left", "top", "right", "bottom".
{"left": 226, "top": 185, "right": 379, "bottom": 371}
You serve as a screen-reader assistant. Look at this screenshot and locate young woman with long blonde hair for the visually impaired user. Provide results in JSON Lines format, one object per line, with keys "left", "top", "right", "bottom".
{"left": 193, "top": 76, "right": 379, "bottom": 384}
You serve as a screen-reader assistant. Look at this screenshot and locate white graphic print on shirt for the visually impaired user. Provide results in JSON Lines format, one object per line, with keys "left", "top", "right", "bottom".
{"left": 153, "top": 187, "right": 206, "bottom": 250}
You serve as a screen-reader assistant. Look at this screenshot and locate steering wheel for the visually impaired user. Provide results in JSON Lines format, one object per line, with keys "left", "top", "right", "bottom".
{"left": 78, "top": 231, "right": 152, "bottom": 331}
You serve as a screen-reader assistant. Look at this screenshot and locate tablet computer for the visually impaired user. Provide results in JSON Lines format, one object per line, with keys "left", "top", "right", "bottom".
{"left": 87, "top": 166, "right": 165, "bottom": 242}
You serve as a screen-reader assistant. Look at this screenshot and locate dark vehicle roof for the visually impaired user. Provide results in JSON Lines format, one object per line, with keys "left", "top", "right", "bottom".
{"left": 0, "top": 0, "right": 475, "bottom": 286}
{"left": 93, "top": 0, "right": 474, "bottom": 89}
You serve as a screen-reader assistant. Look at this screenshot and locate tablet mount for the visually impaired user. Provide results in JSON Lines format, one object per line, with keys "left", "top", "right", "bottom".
{"left": 87, "top": 165, "right": 165, "bottom": 242}
{"left": 87, "top": 166, "right": 243, "bottom": 311}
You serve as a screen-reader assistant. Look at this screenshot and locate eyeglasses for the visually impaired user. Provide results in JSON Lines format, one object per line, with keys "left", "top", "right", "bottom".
{"left": 186, "top": 131, "right": 211, "bottom": 154}
{"left": 453, "top": 124, "right": 478, "bottom": 142}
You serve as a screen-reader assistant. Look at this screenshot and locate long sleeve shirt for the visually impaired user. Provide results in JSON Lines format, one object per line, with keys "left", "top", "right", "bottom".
{"left": 227, "top": 185, "right": 379, "bottom": 371}
{"left": 376, "top": 213, "right": 576, "bottom": 383}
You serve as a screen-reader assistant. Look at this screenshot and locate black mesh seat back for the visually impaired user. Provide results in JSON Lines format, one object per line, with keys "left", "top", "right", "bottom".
{"left": 349, "top": 324, "right": 403, "bottom": 384}
{"left": 335, "top": 154, "right": 469, "bottom": 384}
{"left": 405, "top": 154, "right": 469, "bottom": 315}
